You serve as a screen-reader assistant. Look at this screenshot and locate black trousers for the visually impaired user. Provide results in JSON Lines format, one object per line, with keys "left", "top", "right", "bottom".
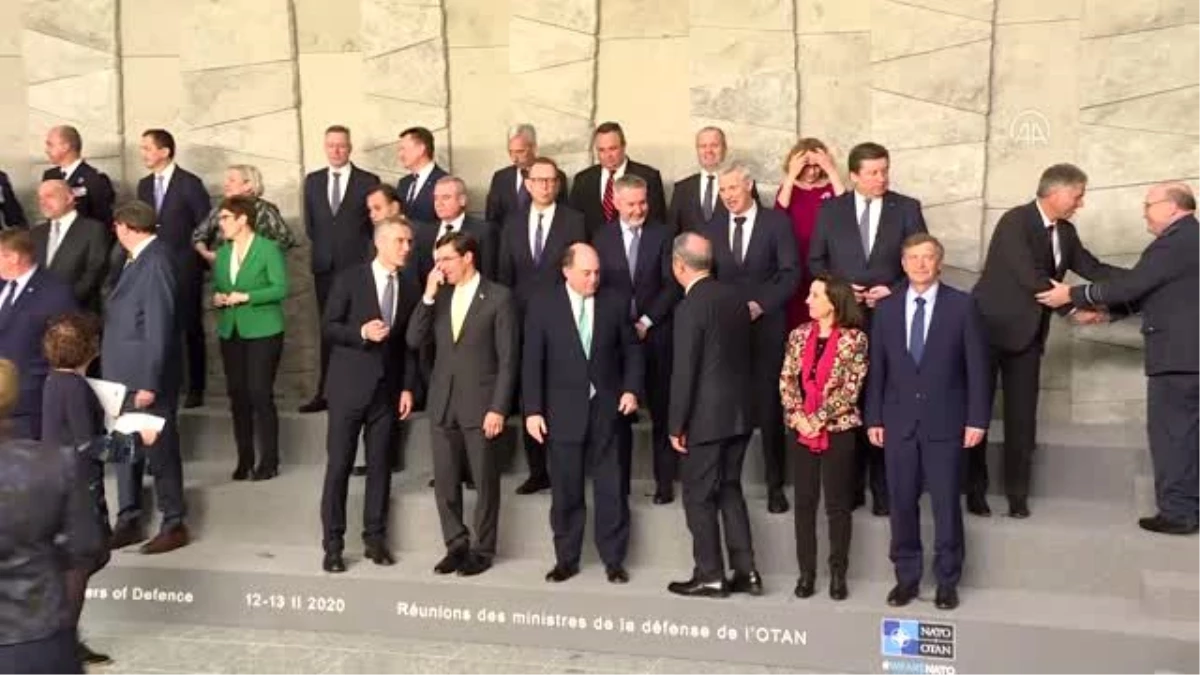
{"left": 178, "top": 252, "right": 206, "bottom": 395}
{"left": 548, "top": 400, "right": 630, "bottom": 568}
{"left": 220, "top": 331, "right": 283, "bottom": 472}
{"left": 431, "top": 407, "right": 501, "bottom": 558}
{"left": 968, "top": 343, "right": 1040, "bottom": 500}
{"left": 0, "top": 629, "right": 81, "bottom": 674}
{"left": 681, "top": 433, "right": 755, "bottom": 580}
{"left": 115, "top": 391, "right": 185, "bottom": 531}
{"left": 313, "top": 271, "right": 334, "bottom": 399}
{"left": 887, "top": 433, "right": 965, "bottom": 588}
{"left": 750, "top": 322, "right": 787, "bottom": 492}
{"left": 792, "top": 429, "right": 856, "bottom": 575}
{"left": 321, "top": 383, "right": 396, "bottom": 552}
{"left": 644, "top": 326, "right": 675, "bottom": 493}
{"left": 1148, "top": 373, "right": 1199, "bottom": 526}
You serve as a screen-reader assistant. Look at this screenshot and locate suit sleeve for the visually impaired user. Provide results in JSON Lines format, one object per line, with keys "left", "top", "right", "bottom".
{"left": 322, "top": 273, "right": 368, "bottom": 349}
{"left": 0, "top": 175, "right": 26, "bottom": 227}
{"left": 963, "top": 299, "right": 992, "bottom": 430}
{"left": 556, "top": 171, "right": 569, "bottom": 206}
{"left": 75, "top": 223, "right": 110, "bottom": 304}
{"left": 666, "top": 185, "right": 683, "bottom": 234}
{"left": 478, "top": 222, "right": 499, "bottom": 281}
{"left": 405, "top": 297, "right": 434, "bottom": 350}
{"left": 91, "top": 172, "right": 115, "bottom": 227}
{"left": 668, "top": 302, "right": 702, "bottom": 437}
{"left": 1066, "top": 229, "right": 1125, "bottom": 283}
{"left": 814, "top": 330, "right": 869, "bottom": 428}
{"left": 484, "top": 174, "right": 503, "bottom": 225}
{"left": 568, "top": 174, "right": 586, "bottom": 214}
{"left": 779, "top": 328, "right": 804, "bottom": 428}
{"left": 1069, "top": 240, "right": 1180, "bottom": 310}
{"left": 647, "top": 170, "right": 668, "bottom": 226}
{"left": 864, "top": 315, "right": 887, "bottom": 428}
{"left": 246, "top": 243, "right": 290, "bottom": 305}
{"left": 989, "top": 213, "right": 1054, "bottom": 295}
{"left": 187, "top": 177, "right": 212, "bottom": 232}
{"left": 491, "top": 293, "right": 519, "bottom": 416}
{"left": 754, "top": 218, "right": 800, "bottom": 314}
{"left": 497, "top": 226, "right": 515, "bottom": 288}
{"left": 520, "top": 307, "right": 546, "bottom": 416}
{"left": 646, "top": 239, "right": 681, "bottom": 324}
{"left": 808, "top": 205, "right": 833, "bottom": 279}
{"left": 303, "top": 177, "right": 316, "bottom": 244}
{"left": 618, "top": 304, "right": 645, "bottom": 400}
{"left": 137, "top": 256, "right": 177, "bottom": 393}
{"left": 57, "top": 448, "right": 106, "bottom": 571}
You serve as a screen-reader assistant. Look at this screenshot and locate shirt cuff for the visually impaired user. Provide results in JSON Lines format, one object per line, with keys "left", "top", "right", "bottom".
{"left": 638, "top": 315, "right": 653, "bottom": 329}
{"left": 422, "top": 296, "right": 435, "bottom": 306}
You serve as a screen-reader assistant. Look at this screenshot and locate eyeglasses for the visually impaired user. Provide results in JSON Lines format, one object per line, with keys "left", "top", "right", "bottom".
{"left": 1143, "top": 199, "right": 1170, "bottom": 210}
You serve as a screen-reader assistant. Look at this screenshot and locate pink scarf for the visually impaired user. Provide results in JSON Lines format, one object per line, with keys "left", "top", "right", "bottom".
{"left": 798, "top": 325, "right": 839, "bottom": 453}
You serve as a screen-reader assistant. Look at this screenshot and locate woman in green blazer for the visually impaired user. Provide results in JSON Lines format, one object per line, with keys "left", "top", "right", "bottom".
{"left": 212, "top": 195, "right": 289, "bottom": 481}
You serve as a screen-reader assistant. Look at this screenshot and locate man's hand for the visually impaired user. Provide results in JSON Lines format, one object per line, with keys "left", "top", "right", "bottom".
{"left": 1071, "top": 308, "right": 1109, "bottom": 325}
{"left": 1035, "top": 279, "right": 1072, "bottom": 309}
{"left": 867, "top": 426, "right": 885, "bottom": 447}
{"left": 866, "top": 286, "right": 892, "bottom": 302}
{"left": 634, "top": 322, "right": 649, "bottom": 341}
{"left": 669, "top": 434, "right": 687, "bottom": 454}
{"left": 618, "top": 393, "right": 638, "bottom": 415}
{"left": 748, "top": 301, "right": 764, "bottom": 322}
{"left": 361, "top": 319, "right": 390, "bottom": 343}
{"left": 963, "top": 426, "right": 986, "bottom": 448}
{"left": 482, "top": 412, "right": 505, "bottom": 440}
{"left": 525, "top": 415, "right": 548, "bottom": 444}
{"left": 424, "top": 267, "right": 445, "bottom": 301}
{"left": 852, "top": 284, "right": 868, "bottom": 304}
{"left": 397, "top": 391, "right": 414, "bottom": 420}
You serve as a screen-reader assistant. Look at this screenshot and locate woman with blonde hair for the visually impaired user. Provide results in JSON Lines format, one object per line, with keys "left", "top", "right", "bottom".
{"left": 193, "top": 164, "right": 296, "bottom": 263}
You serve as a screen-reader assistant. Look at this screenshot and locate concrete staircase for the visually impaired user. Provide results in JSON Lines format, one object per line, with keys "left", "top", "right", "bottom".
{"left": 83, "top": 408, "right": 1199, "bottom": 673}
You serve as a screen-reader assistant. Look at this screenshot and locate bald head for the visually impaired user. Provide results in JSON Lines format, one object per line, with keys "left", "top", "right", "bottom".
{"left": 1144, "top": 182, "right": 1196, "bottom": 236}
{"left": 37, "top": 179, "right": 76, "bottom": 220}
{"left": 562, "top": 243, "right": 600, "bottom": 297}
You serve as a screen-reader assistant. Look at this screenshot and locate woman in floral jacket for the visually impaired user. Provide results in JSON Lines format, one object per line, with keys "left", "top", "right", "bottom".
{"left": 779, "top": 273, "right": 868, "bottom": 602}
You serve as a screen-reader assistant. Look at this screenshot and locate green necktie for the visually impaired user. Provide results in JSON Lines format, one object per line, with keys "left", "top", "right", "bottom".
{"left": 577, "top": 297, "right": 592, "bottom": 358}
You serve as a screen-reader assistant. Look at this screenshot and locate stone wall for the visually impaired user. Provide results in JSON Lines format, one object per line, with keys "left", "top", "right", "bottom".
{"left": 0, "top": 0, "right": 1195, "bottom": 418}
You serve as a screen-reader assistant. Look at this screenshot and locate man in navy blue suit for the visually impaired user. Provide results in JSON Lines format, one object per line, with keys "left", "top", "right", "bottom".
{"left": 0, "top": 229, "right": 76, "bottom": 439}
{"left": 865, "top": 233, "right": 990, "bottom": 611}
{"left": 395, "top": 127, "right": 447, "bottom": 226}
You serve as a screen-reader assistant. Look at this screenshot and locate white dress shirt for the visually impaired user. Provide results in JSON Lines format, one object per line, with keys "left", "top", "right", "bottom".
{"left": 528, "top": 202, "right": 556, "bottom": 257}
{"left": 599, "top": 160, "right": 628, "bottom": 202}
{"left": 905, "top": 282, "right": 940, "bottom": 351}
{"left": 406, "top": 161, "right": 436, "bottom": 202}
{"left": 0, "top": 265, "right": 38, "bottom": 308}
{"left": 46, "top": 209, "right": 79, "bottom": 265}
{"left": 728, "top": 202, "right": 759, "bottom": 252}
{"left": 440, "top": 213, "right": 466, "bottom": 236}
{"left": 229, "top": 234, "right": 255, "bottom": 283}
{"left": 854, "top": 190, "right": 883, "bottom": 255}
{"left": 451, "top": 267, "right": 481, "bottom": 319}
{"left": 1034, "top": 199, "right": 1062, "bottom": 268}
{"left": 60, "top": 158, "right": 83, "bottom": 181}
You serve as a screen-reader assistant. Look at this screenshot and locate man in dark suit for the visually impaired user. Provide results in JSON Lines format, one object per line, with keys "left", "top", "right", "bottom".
{"left": 0, "top": 170, "right": 27, "bottom": 229}
{"left": 31, "top": 180, "right": 108, "bottom": 313}
{"left": 972, "top": 163, "right": 1121, "bottom": 519}
{"left": 594, "top": 174, "right": 680, "bottom": 502}
{"left": 0, "top": 229, "right": 76, "bottom": 439}
{"left": 407, "top": 231, "right": 519, "bottom": 577}
{"left": 524, "top": 243, "right": 642, "bottom": 584}
{"left": 42, "top": 126, "right": 115, "bottom": 230}
{"left": 866, "top": 233, "right": 991, "bottom": 611}
{"left": 699, "top": 163, "right": 800, "bottom": 513}
{"left": 485, "top": 123, "right": 568, "bottom": 227}
{"left": 301, "top": 125, "right": 382, "bottom": 414}
{"left": 424, "top": 176, "right": 497, "bottom": 281}
{"left": 395, "top": 127, "right": 447, "bottom": 226}
{"left": 499, "top": 156, "right": 588, "bottom": 495}
{"left": 319, "top": 218, "right": 419, "bottom": 573}
{"left": 1036, "top": 183, "right": 1199, "bottom": 535}
{"left": 137, "top": 129, "right": 213, "bottom": 408}
{"left": 667, "top": 126, "right": 759, "bottom": 234}
{"left": 103, "top": 201, "right": 188, "bottom": 555}
{"left": 809, "top": 141, "right": 928, "bottom": 516}
{"left": 569, "top": 122, "right": 667, "bottom": 237}
{"left": 666, "top": 232, "right": 761, "bottom": 598}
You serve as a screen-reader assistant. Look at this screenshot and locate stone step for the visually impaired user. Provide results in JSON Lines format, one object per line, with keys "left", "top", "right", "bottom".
{"left": 1140, "top": 570, "right": 1200, "bottom": 622}
{"left": 84, "top": 540, "right": 1199, "bottom": 673}
{"left": 178, "top": 408, "right": 1151, "bottom": 504}
{"left": 105, "top": 462, "right": 1197, "bottom": 601}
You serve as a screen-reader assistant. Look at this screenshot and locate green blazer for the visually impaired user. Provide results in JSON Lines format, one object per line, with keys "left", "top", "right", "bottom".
{"left": 212, "top": 235, "right": 288, "bottom": 339}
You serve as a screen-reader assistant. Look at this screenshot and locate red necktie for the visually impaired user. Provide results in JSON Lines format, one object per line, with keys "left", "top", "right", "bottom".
{"left": 602, "top": 174, "right": 616, "bottom": 223}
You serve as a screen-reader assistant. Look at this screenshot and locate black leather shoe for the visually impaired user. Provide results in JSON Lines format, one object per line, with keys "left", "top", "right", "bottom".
{"left": 886, "top": 584, "right": 919, "bottom": 607}
{"left": 966, "top": 492, "right": 992, "bottom": 517}
{"left": 667, "top": 576, "right": 728, "bottom": 598}
{"left": 728, "top": 570, "right": 764, "bottom": 596}
{"left": 652, "top": 486, "right": 675, "bottom": 505}
{"left": 465, "top": 480, "right": 477, "bottom": 491}
{"left": 252, "top": 466, "right": 278, "bottom": 481}
{"left": 1008, "top": 496, "right": 1030, "bottom": 519}
{"left": 322, "top": 551, "right": 346, "bottom": 573}
{"left": 352, "top": 465, "right": 368, "bottom": 477}
{"left": 232, "top": 466, "right": 251, "bottom": 481}
{"left": 829, "top": 571, "right": 848, "bottom": 601}
{"left": 606, "top": 565, "right": 629, "bottom": 584}
{"left": 457, "top": 552, "right": 492, "bottom": 576}
{"left": 182, "top": 391, "right": 204, "bottom": 409}
{"left": 872, "top": 500, "right": 890, "bottom": 517}
{"left": 935, "top": 585, "right": 959, "bottom": 610}
{"left": 545, "top": 563, "right": 579, "bottom": 583}
{"left": 109, "top": 522, "right": 146, "bottom": 550}
{"left": 767, "top": 489, "right": 790, "bottom": 514}
{"left": 434, "top": 548, "right": 468, "bottom": 575}
{"left": 1139, "top": 514, "right": 1200, "bottom": 535}
{"left": 365, "top": 545, "right": 395, "bottom": 566}
{"left": 852, "top": 493, "right": 866, "bottom": 511}
{"left": 298, "top": 397, "right": 327, "bottom": 414}
{"left": 793, "top": 572, "right": 815, "bottom": 599}
{"left": 516, "top": 476, "right": 550, "bottom": 495}
{"left": 428, "top": 478, "right": 436, "bottom": 488}
{"left": 77, "top": 640, "right": 111, "bottom": 665}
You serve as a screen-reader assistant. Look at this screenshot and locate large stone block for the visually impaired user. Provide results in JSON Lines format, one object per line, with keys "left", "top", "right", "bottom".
{"left": 601, "top": 0, "right": 687, "bottom": 38}
{"left": 796, "top": 0, "right": 869, "bottom": 33}
{"left": 120, "top": 0, "right": 180, "bottom": 56}
{"left": 121, "top": 56, "right": 183, "bottom": 185}
{"left": 1079, "top": 124, "right": 1200, "bottom": 189}
{"left": 26, "top": 109, "right": 122, "bottom": 169}
{"left": 181, "top": 62, "right": 298, "bottom": 129}
{"left": 511, "top": 61, "right": 596, "bottom": 120}
{"left": 22, "top": 0, "right": 116, "bottom": 53}
{"left": 297, "top": 53, "right": 368, "bottom": 171}
{"left": 448, "top": 46, "right": 510, "bottom": 208}
{"left": 689, "top": 28, "right": 796, "bottom": 131}
{"left": 514, "top": 0, "right": 597, "bottom": 35}
{"left": 294, "top": 0, "right": 359, "bottom": 53}
{"left": 179, "top": 0, "right": 294, "bottom": 72}
{"left": 894, "top": 0, "right": 994, "bottom": 21}
{"left": 364, "top": 40, "right": 449, "bottom": 107}
{"left": 995, "top": 0, "right": 1080, "bottom": 24}
{"left": 689, "top": 116, "right": 794, "bottom": 189}
{"left": 891, "top": 142, "right": 986, "bottom": 206}
{"left": 1079, "top": 24, "right": 1199, "bottom": 108}
{"left": 690, "top": 0, "right": 794, "bottom": 32}
{"left": 509, "top": 17, "right": 597, "bottom": 73}
{"left": 1081, "top": 0, "right": 1198, "bottom": 38}
{"left": 446, "top": 0, "right": 508, "bottom": 47}
{"left": 871, "top": 39, "right": 991, "bottom": 113}
{"left": 923, "top": 197, "right": 985, "bottom": 271}
{"left": 1080, "top": 86, "right": 1199, "bottom": 136}
{"left": 797, "top": 33, "right": 870, "bottom": 164}
{"left": 510, "top": 101, "right": 594, "bottom": 176}
{"left": 1069, "top": 184, "right": 1157, "bottom": 258}
{"left": 871, "top": 90, "right": 986, "bottom": 150}
{"left": 357, "top": 94, "right": 449, "bottom": 178}
{"left": 871, "top": 0, "right": 993, "bottom": 62}
{"left": 361, "top": 0, "right": 443, "bottom": 58}
{"left": 1071, "top": 338, "right": 1147, "bottom": 424}
{"left": 27, "top": 69, "right": 121, "bottom": 140}
{"left": 0, "top": 57, "right": 28, "bottom": 187}
{"left": 187, "top": 109, "right": 303, "bottom": 165}
{"left": 0, "top": 2, "right": 21, "bottom": 56}
{"left": 22, "top": 30, "right": 116, "bottom": 84}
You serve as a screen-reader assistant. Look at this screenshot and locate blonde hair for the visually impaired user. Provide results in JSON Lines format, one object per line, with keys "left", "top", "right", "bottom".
{"left": 228, "top": 164, "right": 265, "bottom": 197}
{"left": 783, "top": 137, "right": 831, "bottom": 180}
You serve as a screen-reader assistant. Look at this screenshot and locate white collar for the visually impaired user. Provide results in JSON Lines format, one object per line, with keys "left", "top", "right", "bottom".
{"left": 1034, "top": 200, "right": 1056, "bottom": 228}
{"left": 441, "top": 213, "right": 466, "bottom": 230}
{"left": 602, "top": 160, "right": 628, "bottom": 180}
{"left": 411, "top": 161, "right": 435, "bottom": 183}
{"left": 155, "top": 162, "right": 176, "bottom": 183}
{"left": 329, "top": 163, "right": 351, "bottom": 176}
{"left": 53, "top": 210, "right": 79, "bottom": 228}
{"left": 532, "top": 202, "right": 556, "bottom": 219}
{"left": 565, "top": 283, "right": 591, "bottom": 308}
{"left": 455, "top": 269, "right": 481, "bottom": 296}
{"left": 906, "top": 281, "right": 940, "bottom": 304}
{"left": 729, "top": 201, "right": 758, "bottom": 222}
{"left": 371, "top": 259, "right": 399, "bottom": 279}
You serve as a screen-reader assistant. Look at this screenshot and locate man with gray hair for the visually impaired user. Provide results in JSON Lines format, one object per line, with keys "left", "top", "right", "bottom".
{"left": 972, "top": 163, "right": 1122, "bottom": 519}
{"left": 426, "top": 175, "right": 497, "bottom": 280}
{"left": 1035, "top": 182, "right": 1198, "bottom": 535}
{"left": 485, "top": 124, "right": 567, "bottom": 226}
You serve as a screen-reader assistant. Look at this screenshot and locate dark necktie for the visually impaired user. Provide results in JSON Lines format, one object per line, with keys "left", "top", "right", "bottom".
{"left": 702, "top": 174, "right": 716, "bottom": 222}
{"left": 909, "top": 296, "right": 926, "bottom": 363}
{"left": 405, "top": 176, "right": 418, "bottom": 205}
{"left": 732, "top": 216, "right": 746, "bottom": 266}
{"left": 1047, "top": 223, "right": 1059, "bottom": 270}
{"left": 0, "top": 280, "right": 16, "bottom": 319}
{"left": 533, "top": 212, "right": 544, "bottom": 265}
{"left": 859, "top": 198, "right": 872, "bottom": 256}
{"left": 330, "top": 171, "right": 342, "bottom": 213}
{"left": 602, "top": 174, "right": 616, "bottom": 223}
{"left": 517, "top": 178, "right": 530, "bottom": 211}
{"left": 381, "top": 272, "right": 396, "bottom": 327}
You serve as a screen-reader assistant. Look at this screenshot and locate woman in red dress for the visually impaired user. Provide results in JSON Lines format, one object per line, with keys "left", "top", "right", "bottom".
{"left": 775, "top": 138, "right": 845, "bottom": 330}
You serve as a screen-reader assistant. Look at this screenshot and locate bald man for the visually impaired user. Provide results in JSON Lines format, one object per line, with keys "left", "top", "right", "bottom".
{"left": 42, "top": 125, "right": 115, "bottom": 229}
{"left": 31, "top": 180, "right": 110, "bottom": 312}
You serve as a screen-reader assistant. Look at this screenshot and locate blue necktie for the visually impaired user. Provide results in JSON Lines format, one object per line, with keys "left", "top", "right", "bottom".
{"left": 909, "top": 296, "right": 926, "bottom": 363}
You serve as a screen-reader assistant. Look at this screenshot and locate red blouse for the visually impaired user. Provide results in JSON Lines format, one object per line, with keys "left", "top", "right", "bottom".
{"left": 776, "top": 183, "right": 836, "bottom": 330}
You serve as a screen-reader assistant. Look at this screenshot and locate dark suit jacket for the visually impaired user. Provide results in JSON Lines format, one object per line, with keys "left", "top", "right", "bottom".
{"left": 0, "top": 171, "right": 26, "bottom": 228}
{"left": 0, "top": 268, "right": 76, "bottom": 423}
{"left": 973, "top": 200, "right": 1122, "bottom": 352}
{"left": 413, "top": 216, "right": 498, "bottom": 283}
{"left": 31, "top": 215, "right": 109, "bottom": 312}
{"left": 592, "top": 219, "right": 679, "bottom": 327}
{"left": 522, "top": 286, "right": 643, "bottom": 444}
{"left": 485, "top": 165, "right": 568, "bottom": 227}
{"left": 43, "top": 162, "right": 115, "bottom": 229}
{"left": 667, "top": 172, "right": 760, "bottom": 234}
{"left": 136, "top": 166, "right": 211, "bottom": 286}
{"left": 101, "top": 238, "right": 179, "bottom": 397}
{"left": 809, "top": 190, "right": 927, "bottom": 290}
{"left": 405, "top": 277, "right": 519, "bottom": 429}
{"left": 396, "top": 164, "right": 448, "bottom": 226}
{"left": 497, "top": 205, "right": 587, "bottom": 313}
{"left": 1070, "top": 214, "right": 1198, "bottom": 376}
{"left": 569, "top": 160, "right": 667, "bottom": 236}
{"left": 322, "top": 263, "right": 418, "bottom": 409}
{"left": 668, "top": 277, "right": 751, "bottom": 445}
{"left": 864, "top": 283, "right": 991, "bottom": 442}
{"left": 305, "top": 165, "right": 380, "bottom": 275}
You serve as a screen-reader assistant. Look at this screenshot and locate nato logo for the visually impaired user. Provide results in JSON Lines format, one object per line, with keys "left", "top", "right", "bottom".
{"left": 882, "top": 619, "right": 922, "bottom": 657}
